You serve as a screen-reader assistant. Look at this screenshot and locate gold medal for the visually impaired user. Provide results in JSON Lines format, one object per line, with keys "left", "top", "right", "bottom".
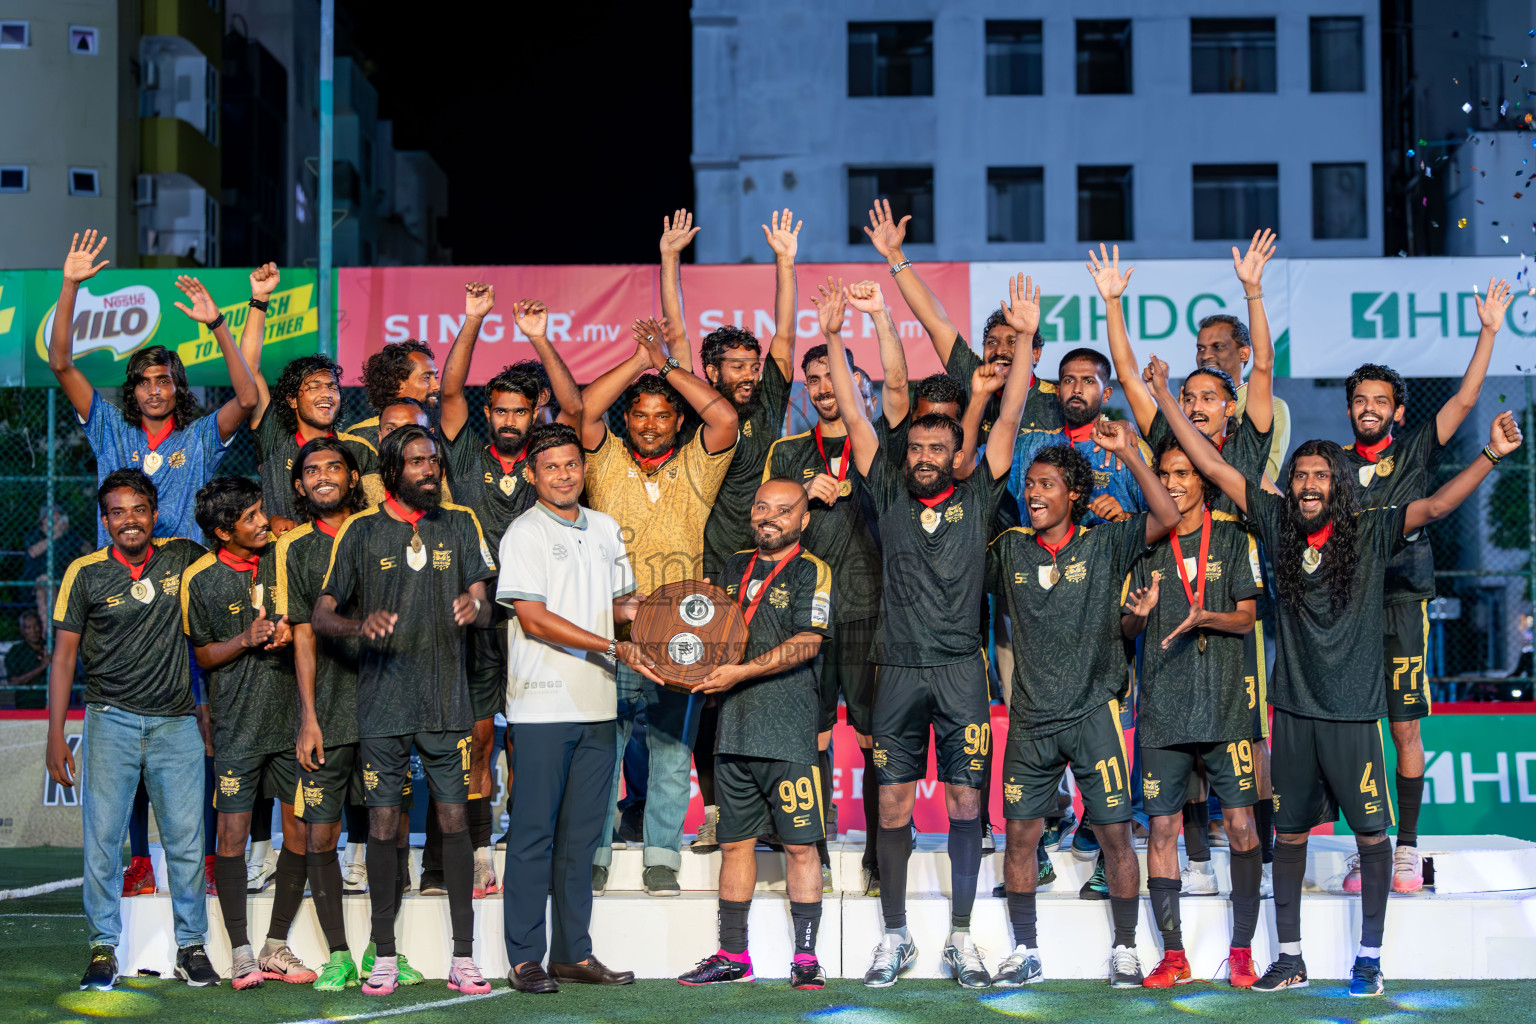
{"left": 1047, "top": 565, "right": 1061, "bottom": 586}
{"left": 1197, "top": 632, "right": 1207, "bottom": 654}
{"left": 499, "top": 474, "right": 517, "bottom": 496}
{"left": 1376, "top": 456, "right": 1395, "bottom": 478}
{"left": 250, "top": 583, "right": 265, "bottom": 609}
{"left": 1301, "top": 546, "right": 1322, "bottom": 574}
{"left": 920, "top": 507, "right": 940, "bottom": 530}
{"left": 143, "top": 451, "right": 163, "bottom": 475}
{"left": 838, "top": 479, "right": 852, "bottom": 498}
{"left": 406, "top": 530, "right": 427, "bottom": 571}
{"left": 130, "top": 579, "right": 155, "bottom": 604}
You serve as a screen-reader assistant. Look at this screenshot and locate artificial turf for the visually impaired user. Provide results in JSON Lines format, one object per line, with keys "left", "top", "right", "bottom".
{"left": 0, "top": 847, "right": 1526, "bottom": 1024}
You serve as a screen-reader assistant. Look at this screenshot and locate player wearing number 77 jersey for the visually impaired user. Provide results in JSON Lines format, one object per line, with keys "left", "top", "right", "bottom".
{"left": 1148, "top": 352, "right": 1525, "bottom": 999}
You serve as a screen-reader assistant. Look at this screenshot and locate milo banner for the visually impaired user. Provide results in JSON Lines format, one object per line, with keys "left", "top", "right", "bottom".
{"left": 15, "top": 268, "right": 319, "bottom": 387}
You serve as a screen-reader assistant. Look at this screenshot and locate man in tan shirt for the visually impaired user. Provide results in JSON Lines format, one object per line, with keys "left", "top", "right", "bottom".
{"left": 578, "top": 318, "right": 738, "bottom": 896}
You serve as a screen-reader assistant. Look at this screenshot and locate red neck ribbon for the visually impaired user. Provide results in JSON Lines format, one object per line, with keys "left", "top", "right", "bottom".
{"left": 737, "top": 543, "right": 801, "bottom": 626}
{"left": 1169, "top": 508, "right": 1212, "bottom": 613}
{"left": 383, "top": 494, "right": 428, "bottom": 528}
{"left": 1213, "top": 428, "right": 1228, "bottom": 452}
{"left": 1065, "top": 422, "right": 1096, "bottom": 444}
{"left": 1356, "top": 433, "right": 1393, "bottom": 463}
{"left": 634, "top": 447, "right": 676, "bottom": 474}
{"left": 218, "top": 549, "right": 260, "bottom": 577}
{"left": 1306, "top": 521, "right": 1335, "bottom": 550}
{"left": 315, "top": 518, "right": 340, "bottom": 538}
{"left": 917, "top": 485, "right": 955, "bottom": 509}
{"left": 492, "top": 445, "right": 527, "bottom": 475}
{"left": 112, "top": 545, "right": 153, "bottom": 580}
{"left": 813, "top": 423, "right": 850, "bottom": 490}
{"left": 296, "top": 426, "right": 335, "bottom": 448}
{"left": 142, "top": 418, "right": 175, "bottom": 451}
{"left": 1036, "top": 525, "right": 1076, "bottom": 561}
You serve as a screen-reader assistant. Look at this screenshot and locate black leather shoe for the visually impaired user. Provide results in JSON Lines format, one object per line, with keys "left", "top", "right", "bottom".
{"left": 549, "top": 956, "right": 635, "bottom": 985}
{"left": 508, "top": 962, "right": 560, "bottom": 993}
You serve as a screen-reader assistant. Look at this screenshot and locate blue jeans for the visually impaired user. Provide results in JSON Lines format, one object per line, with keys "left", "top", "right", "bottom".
{"left": 591, "top": 666, "right": 700, "bottom": 872}
{"left": 82, "top": 704, "right": 207, "bottom": 950}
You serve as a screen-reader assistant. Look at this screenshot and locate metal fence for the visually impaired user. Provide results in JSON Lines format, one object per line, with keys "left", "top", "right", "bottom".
{"left": 1, "top": 376, "right": 1533, "bottom": 708}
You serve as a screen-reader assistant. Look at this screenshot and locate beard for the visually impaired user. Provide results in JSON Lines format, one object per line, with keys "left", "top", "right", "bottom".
{"left": 298, "top": 402, "right": 337, "bottom": 432}
{"left": 396, "top": 474, "right": 443, "bottom": 512}
{"left": 752, "top": 521, "right": 803, "bottom": 552}
{"left": 904, "top": 460, "right": 954, "bottom": 500}
{"left": 1352, "top": 415, "right": 1392, "bottom": 446}
{"left": 1062, "top": 398, "right": 1098, "bottom": 429}
{"left": 629, "top": 432, "right": 675, "bottom": 460}
{"left": 305, "top": 485, "right": 352, "bottom": 516}
{"left": 112, "top": 527, "right": 151, "bottom": 559}
{"left": 1287, "top": 490, "right": 1331, "bottom": 534}
{"left": 714, "top": 376, "right": 760, "bottom": 420}
{"left": 491, "top": 425, "right": 528, "bottom": 458}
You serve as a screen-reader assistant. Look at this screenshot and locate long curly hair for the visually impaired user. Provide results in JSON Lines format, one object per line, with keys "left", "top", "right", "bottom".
{"left": 120, "top": 346, "right": 201, "bottom": 430}
{"left": 1030, "top": 444, "right": 1094, "bottom": 524}
{"left": 1275, "top": 439, "right": 1360, "bottom": 614}
{"left": 271, "top": 355, "right": 343, "bottom": 434}
{"left": 361, "top": 340, "right": 434, "bottom": 412}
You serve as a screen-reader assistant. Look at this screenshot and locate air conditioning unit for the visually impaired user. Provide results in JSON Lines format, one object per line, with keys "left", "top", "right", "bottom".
{"left": 134, "top": 174, "right": 156, "bottom": 207}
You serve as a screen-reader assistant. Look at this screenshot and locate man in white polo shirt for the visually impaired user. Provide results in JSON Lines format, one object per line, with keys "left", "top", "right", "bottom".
{"left": 496, "top": 423, "right": 660, "bottom": 994}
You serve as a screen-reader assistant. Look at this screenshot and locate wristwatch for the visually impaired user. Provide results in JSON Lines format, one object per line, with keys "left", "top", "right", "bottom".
{"left": 606, "top": 638, "right": 619, "bottom": 658}
{"left": 659, "top": 356, "right": 680, "bottom": 379}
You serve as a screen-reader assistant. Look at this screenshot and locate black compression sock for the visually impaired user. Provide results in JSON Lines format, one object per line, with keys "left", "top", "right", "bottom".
{"left": 250, "top": 797, "right": 274, "bottom": 843}
{"left": 1229, "top": 845, "right": 1262, "bottom": 947}
{"left": 1110, "top": 895, "right": 1139, "bottom": 949}
{"left": 1358, "top": 840, "right": 1392, "bottom": 948}
{"left": 467, "top": 796, "right": 492, "bottom": 850}
{"left": 1147, "top": 876, "right": 1182, "bottom": 950}
{"left": 718, "top": 898, "right": 751, "bottom": 955}
{"left": 876, "top": 821, "right": 913, "bottom": 931}
{"left": 1006, "top": 890, "right": 1037, "bottom": 948}
{"left": 790, "top": 900, "right": 821, "bottom": 956}
{"left": 366, "top": 838, "right": 399, "bottom": 954}
{"left": 421, "top": 798, "right": 442, "bottom": 881}
{"left": 1272, "top": 840, "right": 1308, "bottom": 945}
{"left": 1183, "top": 801, "right": 1211, "bottom": 863}
{"left": 1394, "top": 773, "right": 1425, "bottom": 849}
{"left": 213, "top": 854, "right": 249, "bottom": 947}
{"left": 947, "top": 817, "right": 983, "bottom": 930}
{"left": 266, "top": 847, "right": 308, "bottom": 941}
{"left": 442, "top": 828, "right": 475, "bottom": 957}
{"left": 394, "top": 844, "right": 409, "bottom": 921}
{"left": 306, "top": 849, "right": 348, "bottom": 952}
{"left": 860, "top": 748, "right": 880, "bottom": 871}
{"left": 1255, "top": 798, "right": 1275, "bottom": 864}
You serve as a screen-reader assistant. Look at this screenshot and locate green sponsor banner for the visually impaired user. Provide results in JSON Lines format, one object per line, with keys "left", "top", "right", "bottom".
{"left": 17, "top": 268, "right": 319, "bottom": 387}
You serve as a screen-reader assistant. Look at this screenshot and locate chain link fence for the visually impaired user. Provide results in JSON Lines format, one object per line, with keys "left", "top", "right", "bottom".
{"left": 2, "top": 375, "right": 1533, "bottom": 708}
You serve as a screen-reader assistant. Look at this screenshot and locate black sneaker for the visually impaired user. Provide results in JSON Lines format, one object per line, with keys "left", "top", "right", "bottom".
{"left": 1038, "top": 836, "right": 1057, "bottom": 885}
{"left": 790, "top": 957, "right": 826, "bottom": 989}
{"left": 1079, "top": 852, "right": 1108, "bottom": 900}
{"left": 80, "top": 945, "right": 118, "bottom": 991}
{"left": 175, "top": 944, "right": 221, "bottom": 987}
{"left": 1348, "top": 956, "right": 1385, "bottom": 997}
{"left": 1252, "top": 952, "right": 1309, "bottom": 992}
{"left": 678, "top": 953, "right": 754, "bottom": 985}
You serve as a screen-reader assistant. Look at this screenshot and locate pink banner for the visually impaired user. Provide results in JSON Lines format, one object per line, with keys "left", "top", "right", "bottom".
{"left": 335, "top": 262, "right": 969, "bottom": 385}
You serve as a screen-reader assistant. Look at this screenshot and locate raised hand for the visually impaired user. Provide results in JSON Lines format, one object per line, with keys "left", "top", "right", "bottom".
{"left": 1232, "top": 228, "right": 1277, "bottom": 294}
{"left": 250, "top": 262, "right": 281, "bottom": 301}
{"left": 660, "top": 209, "right": 699, "bottom": 257}
{"left": 1477, "top": 277, "right": 1513, "bottom": 333}
{"left": 863, "top": 198, "right": 909, "bottom": 259}
{"left": 1089, "top": 494, "right": 1131, "bottom": 522}
{"left": 1000, "top": 272, "right": 1042, "bottom": 338}
{"left": 811, "top": 276, "right": 846, "bottom": 336}
{"left": 1123, "top": 573, "right": 1160, "bottom": 617}
{"left": 63, "top": 230, "right": 110, "bottom": 283}
{"left": 762, "top": 207, "right": 802, "bottom": 262}
{"left": 1142, "top": 354, "right": 1172, "bottom": 397}
{"left": 845, "top": 279, "right": 885, "bottom": 314}
{"left": 1490, "top": 409, "right": 1524, "bottom": 458}
{"left": 1092, "top": 417, "right": 1135, "bottom": 461}
{"left": 465, "top": 281, "right": 495, "bottom": 320}
{"left": 1086, "top": 244, "right": 1135, "bottom": 301}
{"left": 512, "top": 299, "right": 547, "bottom": 338}
{"left": 173, "top": 275, "right": 220, "bottom": 324}
{"left": 632, "top": 318, "right": 670, "bottom": 370}
{"left": 804, "top": 474, "right": 841, "bottom": 506}
{"left": 972, "top": 362, "right": 1006, "bottom": 398}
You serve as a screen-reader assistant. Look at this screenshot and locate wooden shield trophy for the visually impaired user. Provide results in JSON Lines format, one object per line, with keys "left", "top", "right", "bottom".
{"left": 631, "top": 580, "right": 749, "bottom": 692}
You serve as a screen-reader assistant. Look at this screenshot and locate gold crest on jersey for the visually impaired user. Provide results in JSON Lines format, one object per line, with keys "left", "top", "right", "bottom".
{"left": 872, "top": 747, "right": 888, "bottom": 768}
{"left": 742, "top": 421, "right": 753, "bottom": 437}
{"left": 769, "top": 586, "right": 789, "bottom": 609}
{"left": 944, "top": 503, "right": 964, "bottom": 523}
{"left": 363, "top": 767, "right": 380, "bottom": 790}
{"left": 302, "top": 782, "right": 324, "bottom": 808}
{"left": 1003, "top": 781, "right": 1023, "bottom": 804}
{"left": 1063, "top": 561, "right": 1088, "bottom": 583}
{"left": 1143, "top": 776, "right": 1161, "bottom": 800}
{"left": 169, "top": 450, "right": 187, "bottom": 469}
{"left": 219, "top": 772, "right": 241, "bottom": 797}
{"left": 433, "top": 548, "right": 453, "bottom": 571}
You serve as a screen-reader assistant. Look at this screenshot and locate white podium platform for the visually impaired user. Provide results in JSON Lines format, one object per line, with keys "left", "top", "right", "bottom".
{"left": 122, "top": 832, "right": 1536, "bottom": 982}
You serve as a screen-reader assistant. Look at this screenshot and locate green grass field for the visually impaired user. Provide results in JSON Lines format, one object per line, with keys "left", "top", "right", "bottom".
{"left": 1, "top": 847, "right": 1526, "bottom": 1024}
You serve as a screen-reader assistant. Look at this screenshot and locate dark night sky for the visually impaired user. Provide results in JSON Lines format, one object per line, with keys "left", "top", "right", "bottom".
{"left": 338, "top": 0, "right": 694, "bottom": 266}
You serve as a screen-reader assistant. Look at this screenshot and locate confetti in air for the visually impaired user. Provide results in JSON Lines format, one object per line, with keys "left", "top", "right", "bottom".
{"left": 1463, "top": 102, "right": 1474, "bottom": 112}
{"left": 1459, "top": 218, "right": 1469, "bottom": 228}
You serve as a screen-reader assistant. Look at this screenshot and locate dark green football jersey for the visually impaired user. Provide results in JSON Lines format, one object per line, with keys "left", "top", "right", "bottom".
{"left": 945, "top": 338, "right": 1063, "bottom": 445}
{"left": 1146, "top": 411, "right": 1273, "bottom": 519}
{"left": 255, "top": 411, "right": 382, "bottom": 522}
{"left": 320, "top": 502, "right": 497, "bottom": 738}
{"left": 704, "top": 357, "right": 792, "bottom": 577}
{"left": 866, "top": 454, "right": 1006, "bottom": 667}
{"left": 344, "top": 416, "right": 380, "bottom": 452}
{"left": 1246, "top": 482, "right": 1409, "bottom": 721}
{"left": 442, "top": 422, "right": 537, "bottom": 547}
{"left": 763, "top": 428, "right": 880, "bottom": 623}
{"left": 716, "top": 546, "right": 833, "bottom": 764}
{"left": 1129, "top": 518, "right": 1265, "bottom": 747}
{"left": 1341, "top": 418, "right": 1443, "bottom": 606}
{"left": 182, "top": 550, "right": 298, "bottom": 759}
{"left": 987, "top": 517, "right": 1147, "bottom": 738}
{"left": 54, "top": 539, "right": 206, "bottom": 717}
{"left": 276, "top": 521, "right": 361, "bottom": 747}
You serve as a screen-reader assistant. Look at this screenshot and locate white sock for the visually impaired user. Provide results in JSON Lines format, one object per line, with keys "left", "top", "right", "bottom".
{"left": 1280, "top": 941, "right": 1302, "bottom": 956}
{"left": 949, "top": 929, "right": 972, "bottom": 947}
{"left": 1015, "top": 944, "right": 1038, "bottom": 955}
{"left": 885, "top": 928, "right": 909, "bottom": 944}
{"left": 1358, "top": 945, "right": 1381, "bottom": 959}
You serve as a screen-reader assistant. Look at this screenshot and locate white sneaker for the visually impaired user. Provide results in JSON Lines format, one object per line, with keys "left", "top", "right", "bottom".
{"left": 341, "top": 843, "right": 368, "bottom": 893}
{"left": 1181, "top": 860, "right": 1218, "bottom": 895}
{"left": 692, "top": 805, "right": 719, "bottom": 853}
{"left": 246, "top": 840, "right": 277, "bottom": 893}
{"left": 472, "top": 847, "right": 499, "bottom": 898}
{"left": 1260, "top": 861, "right": 1274, "bottom": 899}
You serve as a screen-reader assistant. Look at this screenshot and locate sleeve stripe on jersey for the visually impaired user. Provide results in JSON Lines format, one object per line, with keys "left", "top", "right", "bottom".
{"left": 273, "top": 524, "right": 313, "bottom": 618}
{"left": 321, "top": 505, "right": 379, "bottom": 589}
{"left": 52, "top": 548, "right": 110, "bottom": 623}
{"left": 345, "top": 417, "right": 379, "bottom": 433}
{"left": 180, "top": 551, "right": 220, "bottom": 635}
{"left": 337, "top": 430, "right": 378, "bottom": 455}
{"left": 803, "top": 551, "right": 833, "bottom": 603}
{"left": 762, "top": 430, "right": 812, "bottom": 483}
{"left": 987, "top": 525, "right": 1035, "bottom": 550}
{"left": 442, "top": 501, "right": 496, "bottom": 571}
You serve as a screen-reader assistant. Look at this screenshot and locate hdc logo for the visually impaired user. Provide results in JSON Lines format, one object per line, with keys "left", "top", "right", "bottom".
{"left": 1352, "top": 292, "right": 1401, "bottom": 339}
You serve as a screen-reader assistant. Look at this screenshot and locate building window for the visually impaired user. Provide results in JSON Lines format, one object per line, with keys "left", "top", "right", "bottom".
{"left": 1313, "top": 162, "right": 1367, "bottom": 239}
{"left": 204, "top": 65, "right": 219, "bottom": 143}
{"left": 0, "top": 21, "right": 28, "bottom": 48}
{"left": 1077, "top": 20, "right": 1132, "bottom": 95}
{"left": 986, "top": 20, "right": 1042, "bottom": 96}
{"left": 0, "top": 166, "right": 27, "bottom": 192}
{"left": 1191, "top": 18, "right": 1275, "bottom": 93}
{"left": 987, "top": 167, "right": 1044, "bottom": 242}
{"left": 69, "top": 26, "right": 98, "bottom": 55}
{"left": 848, "top": 21, "right": 934, "bottom": 97}
{"left": 68, "top": 168, "right": 100, "bottom": 196}
{"left": 848, "top": 166, "right": 934, "bottom": 245}
{"left": 1193, "top": 164, "right": 1278, "bottom": 240}
{"left": 1078, "top": 165, "right": 1133, "bottom": 240}
{"left": 1310, "top": 16, "right": 1364, "bottom": 92}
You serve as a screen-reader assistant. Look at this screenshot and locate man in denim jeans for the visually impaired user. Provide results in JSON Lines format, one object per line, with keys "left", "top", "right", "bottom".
{"left": 45, "top": 469, "right": 220, "bottom": 991}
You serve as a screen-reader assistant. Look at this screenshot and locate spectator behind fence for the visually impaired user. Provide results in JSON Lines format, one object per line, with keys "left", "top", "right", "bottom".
{"left": 24, "top": 506, "right": 92, "bottom": 620}
{"left": 8, "top": 610, "right": 49, "bottom": 709}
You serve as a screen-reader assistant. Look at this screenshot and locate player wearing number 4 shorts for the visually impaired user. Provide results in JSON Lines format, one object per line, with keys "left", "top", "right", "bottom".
{"left": 1119, "top": 436, "right": 1266, "bottom": 989}
{"left": 1159, "top": 352, "right": 1526, "bottom": 998}
{"left": 988, "top": 432, "right": 1182, "bottom": 990}
{"left": 677, "top": 479, "right": 834, "bottom": 990}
